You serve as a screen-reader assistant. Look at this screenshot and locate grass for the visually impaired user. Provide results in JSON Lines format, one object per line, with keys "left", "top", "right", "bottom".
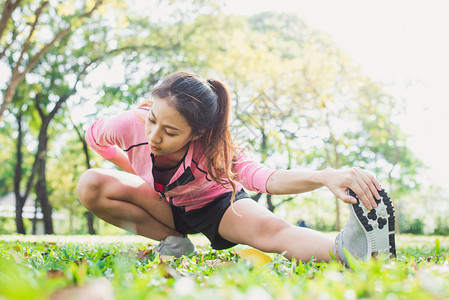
{"left": 0, "top": 234, "right": 448, "bottom": 299}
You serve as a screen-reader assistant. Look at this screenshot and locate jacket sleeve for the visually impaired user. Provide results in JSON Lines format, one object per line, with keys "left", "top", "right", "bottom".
{"left": 85, "top": 110, "right": 144, "bottom": 159}
{"left": 232, "top": 150, "right": 276, "bottom": 194}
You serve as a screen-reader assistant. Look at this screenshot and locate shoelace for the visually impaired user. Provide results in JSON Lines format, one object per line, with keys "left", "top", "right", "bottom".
{"left": 155, "top": 239, "right": 167, "bottom": 252}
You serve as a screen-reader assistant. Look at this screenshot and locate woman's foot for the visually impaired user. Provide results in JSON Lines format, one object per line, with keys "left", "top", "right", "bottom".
{"left": 155, "top": 235, "right": 196, "bottom": 257}
{"left": 334, "top": 189, "right": 396, "bottom": 266}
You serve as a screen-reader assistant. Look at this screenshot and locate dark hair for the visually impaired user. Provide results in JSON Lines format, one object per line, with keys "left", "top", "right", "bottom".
{"left": 151, "top": 72, "right": 236, "bottom": 194}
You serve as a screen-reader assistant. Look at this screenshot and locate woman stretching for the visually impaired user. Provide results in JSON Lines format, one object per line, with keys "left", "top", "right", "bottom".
{"left": 77, "top": 71, "right": 396, "bottom": 265}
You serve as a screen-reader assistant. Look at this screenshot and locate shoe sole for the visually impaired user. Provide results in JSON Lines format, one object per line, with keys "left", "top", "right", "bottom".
{"left": 348, "top": 188, "right": 396, "bottom": 258}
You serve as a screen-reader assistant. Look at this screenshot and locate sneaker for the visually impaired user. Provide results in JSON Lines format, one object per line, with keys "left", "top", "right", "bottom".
{"left": 155, "top": 235, "right": 196, "bottom": 258}
{"left": 334, "top": 188, "right": 396, "bottom": 266}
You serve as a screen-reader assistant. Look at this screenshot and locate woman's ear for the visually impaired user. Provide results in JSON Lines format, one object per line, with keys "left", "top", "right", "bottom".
{"left": 191, "top": 129, "right": 205, "bottom": 141}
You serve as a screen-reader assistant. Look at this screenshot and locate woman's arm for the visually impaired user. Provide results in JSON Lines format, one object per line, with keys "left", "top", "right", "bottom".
{"left": 85, "top": 110, "right": 145, "bottom": 175}
{"left": 107, "top": 148, "right": 136, "bottom": 174}
{"left": 266, "top": 167, "right": 382, "bottom": 210}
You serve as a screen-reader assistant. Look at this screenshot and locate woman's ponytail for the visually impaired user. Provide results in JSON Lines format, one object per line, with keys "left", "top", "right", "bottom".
{"left": 202, "top": 78, "right": 237, "bottom": 197}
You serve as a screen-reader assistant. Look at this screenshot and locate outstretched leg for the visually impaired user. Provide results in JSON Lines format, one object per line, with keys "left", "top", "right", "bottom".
{"left": 219, "top": 190, "right": 395, "bottom": 264}
{"left": 218, "top": 199, "right": 337, "bottom": 262}
{"left": 77, "top": 168, "right": 179, "bottom": 241}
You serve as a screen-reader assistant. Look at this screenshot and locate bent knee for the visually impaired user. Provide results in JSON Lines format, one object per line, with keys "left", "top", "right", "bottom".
{"left": 77, "top": 168, "right": 106, "bottom": 209}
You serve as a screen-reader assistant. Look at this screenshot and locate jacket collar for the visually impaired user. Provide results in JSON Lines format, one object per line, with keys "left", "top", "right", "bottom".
{"left": 151, "top": 142, "right": 196, "bottom": 194}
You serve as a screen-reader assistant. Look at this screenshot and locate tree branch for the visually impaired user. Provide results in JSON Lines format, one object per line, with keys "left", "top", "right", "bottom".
{"left": 34, "top": 93, "right": 44, "bottom": 119}
{"left": 15, "top": 1, "right": 49, "bottom": 70}
{"left": 0, "top": 29, "right": 18, "bottom": 59}
{"left": 69, "top": 112, "right": 91, "bottom": 169}
{"left": 0, "top": 0, "right": 22, "bottom": 40}
{"left": 19, "top": 0, "right": 106, "bottom": 76}
{"left": 24, "top": 149, "right": 39, "bottom": 201}
{"left": 80, "top": 0, "right": 103, "bottom": 19}
{"left": 24, "top": 27, "right": 71, "bottom": 75}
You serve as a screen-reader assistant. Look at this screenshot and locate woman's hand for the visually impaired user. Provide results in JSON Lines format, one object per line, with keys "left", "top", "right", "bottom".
{"left": 321, "top": 167, "right": 381, "bottom": 210}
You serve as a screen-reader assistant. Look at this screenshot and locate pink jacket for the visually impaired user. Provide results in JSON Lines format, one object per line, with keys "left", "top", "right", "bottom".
{"left": 85, "top": 108, "right": 276, "bottom": 212}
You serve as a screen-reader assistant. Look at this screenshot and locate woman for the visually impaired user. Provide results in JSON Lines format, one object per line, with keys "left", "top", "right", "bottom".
{"left": 77, "top": 71, "right": 396, "bottom": 265}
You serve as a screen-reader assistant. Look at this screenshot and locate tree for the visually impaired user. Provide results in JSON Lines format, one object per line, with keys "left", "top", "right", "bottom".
{"left": 199, "top": 12, "right": 317, "bottom": 211}
{"left": 71, "top": 117, "right": 96, "bottom": 234}
{"left": 1, "top": 6, "right": 425, "bottom": 233}
{"left": 176, "top": 11, "right": 423, "bottom": 227}
{"left": 7, "top": 0, "right": 217, "bottom": 234}
{"left": 5, "top": 0, "right": 124, "bottom": 233}
{"left": 46, "top": 129, "right": 100, "bottom": 234}
{"left": 0, "top": 0, "right": 104, "bottom": 121}
{"left": 4, "top": 81, "right": 41, "bottom": 234}
{"left": 13, "top": 110, "right": 37, "bottom": 233}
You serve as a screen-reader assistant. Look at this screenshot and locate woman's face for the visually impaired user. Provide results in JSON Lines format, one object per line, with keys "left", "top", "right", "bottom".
{"left": 145, "top": 98, "right": 199, "bottom": 159}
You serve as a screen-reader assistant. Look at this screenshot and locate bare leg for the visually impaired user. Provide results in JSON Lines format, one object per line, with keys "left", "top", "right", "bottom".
{"left": 77, "top": 168, "right": 180, "bottom": 241}
{"left": 219, "top": 199, "right": 340, "bottom": 262}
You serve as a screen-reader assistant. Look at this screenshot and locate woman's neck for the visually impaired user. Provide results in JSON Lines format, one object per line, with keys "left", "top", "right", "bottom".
{"left": 153, "top": 157, "right": 183, "bottom": 171}
{"left": 153, "top": 155, "right": 182, "bottom": 170}
{"left": 152, "top": 143, "right": 189, "bottom": 170}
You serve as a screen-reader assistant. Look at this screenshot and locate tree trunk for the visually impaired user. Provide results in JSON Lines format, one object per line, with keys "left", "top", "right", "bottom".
{"left": 13, "top": 111, "right": 39, "bottom": 234}
{"left": 14, "top": 195, "right": 26, "bottom": 234}
{"left": 86, "top": 212, "right": 95, "bottom": 234}
{"left": 13, "top": 113, "right": 26, "bottom": 234}
{"left": 251, "top": 192, "right": 263, "bottom": 202}
{"left": 32, "top": 197, "right": 38, "bottom": 234}
{"left": 35, "top": 127, "right": 54, "bottom": 234}
{"left": 74, "top": 120, "right": 96, "bottom": 234}
{"left": 33, "top": 90, "right": 68, "bottom": 235}
{"left": 266, "top": 194, "right": 275, "bottom": 212}
{"left": 82, "top": 133, "right": 96, "bottom": 234}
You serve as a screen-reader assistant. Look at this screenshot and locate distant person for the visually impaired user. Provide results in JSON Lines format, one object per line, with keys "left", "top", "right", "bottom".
{"left": 296, "top": 219, "right": 310, "bottom": 228}
{"left": 77, "top": 71, "right": 396, "bottom": 265}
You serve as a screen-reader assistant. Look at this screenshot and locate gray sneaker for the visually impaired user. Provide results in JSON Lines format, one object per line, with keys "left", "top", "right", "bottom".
{"left": 334, "top": 188, "right": 396, "bottom": 266}
{"left": 155, "top": 235, "right": 196, "bottom": 258}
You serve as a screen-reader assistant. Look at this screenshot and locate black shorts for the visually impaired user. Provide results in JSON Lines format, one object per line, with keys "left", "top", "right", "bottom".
{"left": 170, "top": 189, "right": 250, "bottom": 250}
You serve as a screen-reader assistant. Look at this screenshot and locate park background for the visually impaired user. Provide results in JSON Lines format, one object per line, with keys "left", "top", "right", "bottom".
{"left": 1, "top": 0, "right": 448, "bottom": 237}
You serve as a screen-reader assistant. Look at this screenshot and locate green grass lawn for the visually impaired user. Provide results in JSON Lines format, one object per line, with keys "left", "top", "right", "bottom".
{"left": 1, "top": 234, "right": 448, "bottom": 299}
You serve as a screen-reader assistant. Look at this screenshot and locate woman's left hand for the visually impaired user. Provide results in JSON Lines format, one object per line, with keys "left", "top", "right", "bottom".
{"left": 321, "top": 167, "right": 382, "bottom": 210}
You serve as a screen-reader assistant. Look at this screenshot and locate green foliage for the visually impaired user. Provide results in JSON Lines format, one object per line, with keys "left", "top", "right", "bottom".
{"left": 0, "top": 1, "right": 443, "bottom": 235}
{"left": 400, "top": 217, "right": 425, "bottom": 235}
{"left": 434, "top": 217, "right": 449, "bottom": 236}
{"left": 0, "top": 126, "right": 15, "bottom": 196}
{"left": 0, "top": 235, "right": 448, "bottom": 299}
{"left": 0, "top": 218, "right": 17, "bottom": 234}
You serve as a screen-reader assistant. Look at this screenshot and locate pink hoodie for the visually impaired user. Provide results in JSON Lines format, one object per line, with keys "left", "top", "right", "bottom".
{"left": 85, "top": 108, "right": 276, "bottom": 212}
